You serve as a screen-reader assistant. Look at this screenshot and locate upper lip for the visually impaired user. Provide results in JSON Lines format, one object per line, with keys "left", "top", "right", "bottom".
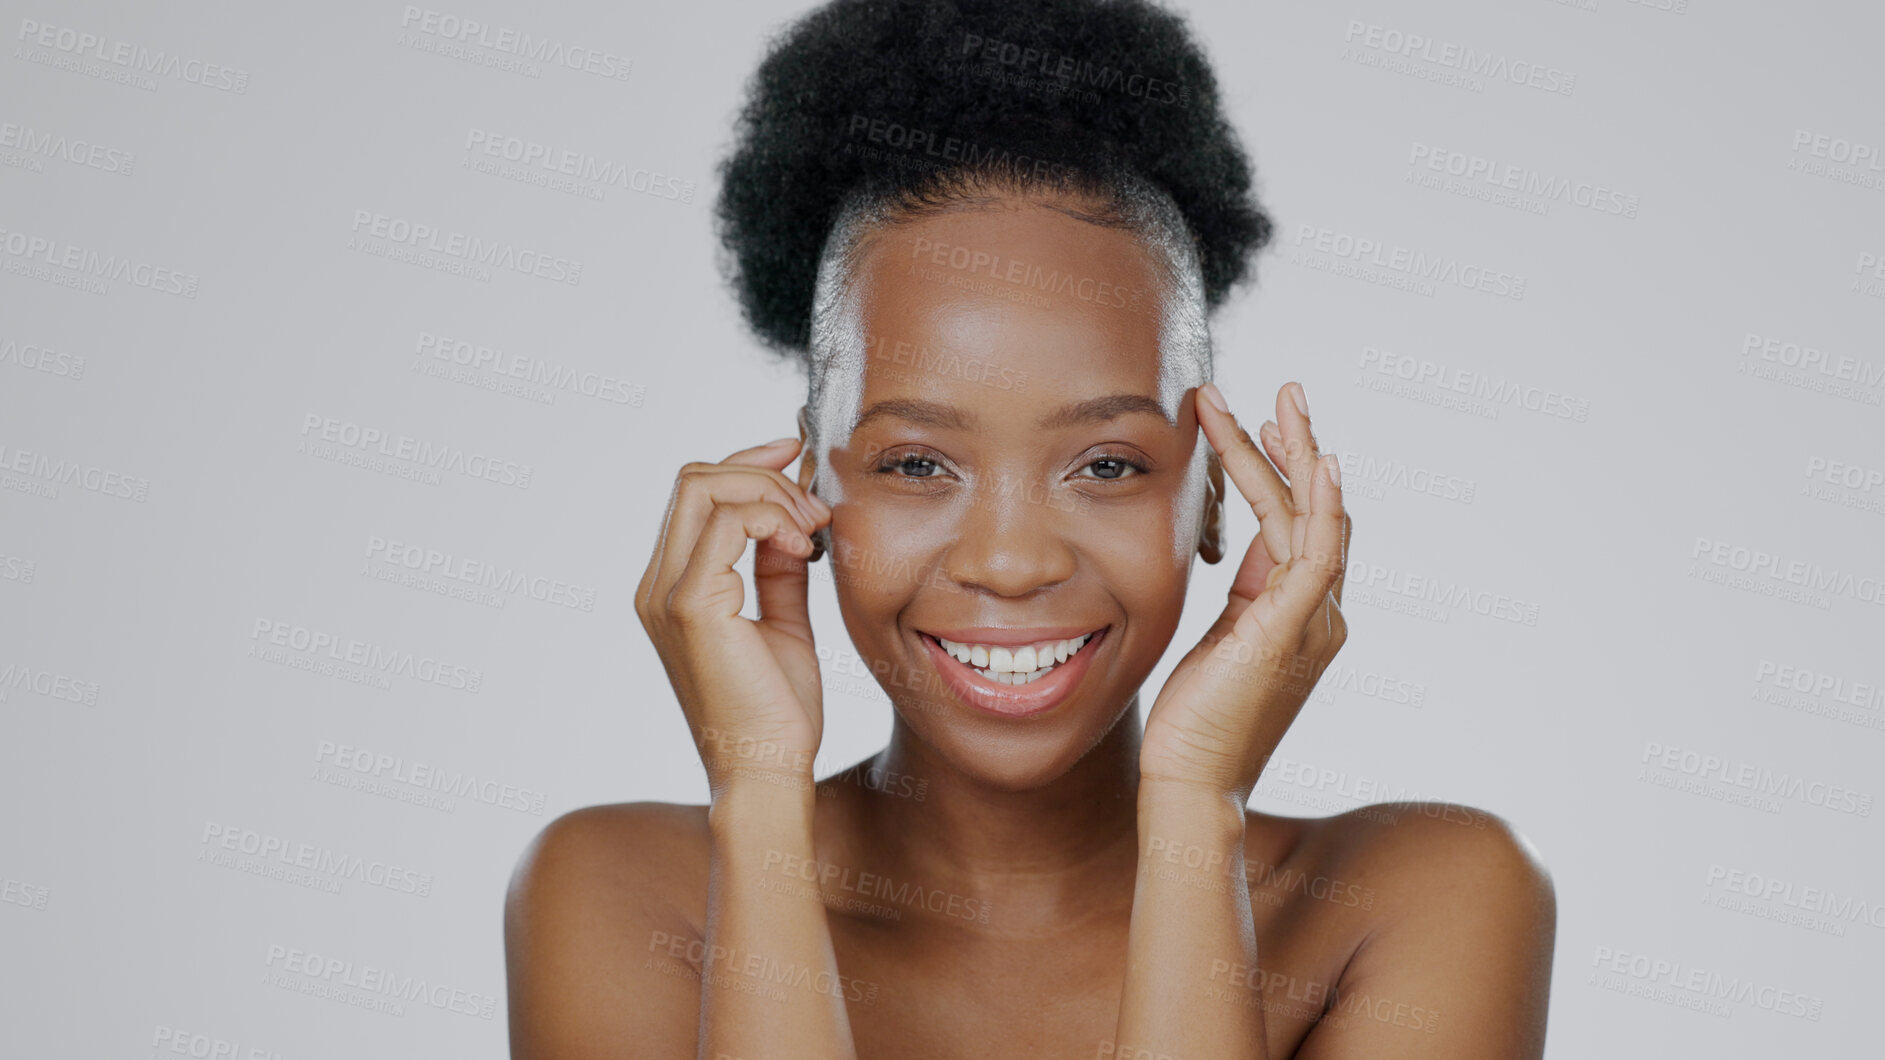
{"left": 920, "top": 626, "right": 1107, "bottom": 647}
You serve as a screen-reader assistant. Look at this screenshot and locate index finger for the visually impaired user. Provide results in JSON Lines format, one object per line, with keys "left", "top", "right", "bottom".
{"left": 1195, "top": 382, "right": 1295, "bottom": 566}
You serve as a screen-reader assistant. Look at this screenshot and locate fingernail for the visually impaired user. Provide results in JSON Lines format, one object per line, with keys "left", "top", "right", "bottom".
{"left": 1324, "top": 455, "right": 1341, "bottom": 487}
{"left": 1290, "top": 383, "right": 1308, "bottom": 416}
{"left": 1198, "top": 382, "right": 1228, "bottom": 414}
{"left": 765, "top": 436, "right": 799, "bottom": 449}
{"left": 1259, "top": 419, "right": 1279, "bottom": 440}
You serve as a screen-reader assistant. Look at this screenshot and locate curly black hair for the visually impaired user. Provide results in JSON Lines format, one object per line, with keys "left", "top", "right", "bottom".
{"left": 714, "top": 0, "right": 1272, "bottom": 362}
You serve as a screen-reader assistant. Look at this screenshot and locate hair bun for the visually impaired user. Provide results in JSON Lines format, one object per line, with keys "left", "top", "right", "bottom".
{"left": 715, "top": 0, "right": 1272, "bottom": 359}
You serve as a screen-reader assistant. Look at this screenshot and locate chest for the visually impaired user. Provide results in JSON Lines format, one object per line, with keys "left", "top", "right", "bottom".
{"left": 828, "top": 914, "right": 1337, "bottom": 1060}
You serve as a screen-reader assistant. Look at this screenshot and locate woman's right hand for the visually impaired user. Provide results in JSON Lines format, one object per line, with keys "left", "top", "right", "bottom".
{"left": 634, "top": 435, "right": 833, "bottom": 794}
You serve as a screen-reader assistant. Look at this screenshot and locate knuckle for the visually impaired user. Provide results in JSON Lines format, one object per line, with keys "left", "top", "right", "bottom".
{"left": 675, "top": 466, "right": 710, "bottom": 495}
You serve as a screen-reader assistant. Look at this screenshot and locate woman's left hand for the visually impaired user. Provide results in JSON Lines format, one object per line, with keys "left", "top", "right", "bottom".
{"left": 1140, "top": 380, "right": 1352, "bottom": 799}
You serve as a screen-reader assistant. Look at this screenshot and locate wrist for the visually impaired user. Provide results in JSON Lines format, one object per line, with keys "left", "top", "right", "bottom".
{"left": 708, "top": 771, "right": 818, "bottom": 834}
{"left": 1138, "top": 772, "right": 1252, "bottom": 813}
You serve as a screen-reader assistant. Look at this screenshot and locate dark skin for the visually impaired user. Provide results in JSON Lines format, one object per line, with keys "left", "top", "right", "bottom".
{"left": 506, "top": 195, "right": 1556, "bottom": 1059}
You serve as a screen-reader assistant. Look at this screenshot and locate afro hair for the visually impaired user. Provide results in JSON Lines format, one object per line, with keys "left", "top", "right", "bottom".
{"left": 713, "top": 0, "right": 1273, "bottom": 362}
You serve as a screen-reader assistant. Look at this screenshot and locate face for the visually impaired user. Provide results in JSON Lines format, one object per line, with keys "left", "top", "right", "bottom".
{"left": 800, "top": 196, "right": 1224, "bottom": 791}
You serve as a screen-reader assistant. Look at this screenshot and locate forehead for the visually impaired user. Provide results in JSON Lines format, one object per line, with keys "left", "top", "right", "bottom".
{"left": 847, "top": 202, "right": 1176, "bottom": 410}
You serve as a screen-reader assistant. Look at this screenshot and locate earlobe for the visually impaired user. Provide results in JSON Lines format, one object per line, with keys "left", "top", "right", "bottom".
{"left": 1198, "top": 448, "right": 1225, "bottom": 564}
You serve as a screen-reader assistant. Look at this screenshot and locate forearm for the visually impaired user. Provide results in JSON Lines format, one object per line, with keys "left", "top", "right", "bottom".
{"left": 699, "top": 776, "right": 859, "bottom": 1060}
{"left": 1111, "top": 779, "right": 1268, "bottom": 1060}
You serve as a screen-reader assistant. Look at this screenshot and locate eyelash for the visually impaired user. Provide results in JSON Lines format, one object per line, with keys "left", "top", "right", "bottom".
{"left": 873, "top": 450, "right": 1148, "bottom": 482}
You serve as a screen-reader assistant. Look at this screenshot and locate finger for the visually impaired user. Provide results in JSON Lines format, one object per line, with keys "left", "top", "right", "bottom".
{"left": 1333, "top": 511, "right": 1352, "bottom": 608}
{"left": 1195, "top": 384, "right": 1296, "bottom": 567}
{"left": 667, "top": 500, "right": 815, "bottom": 627}
{"left": 716, "top": 437, "right": 831, "bottom": 534}
{"left": 1275, "top": 382, "right": 1322, "bottom": 560}
{"left": 1240, "top": 453, "right": 1347, "bottom": 643}
{"left": 1196, "top": 526, "right": 1282, "bottom": 652}
{"left": 751, "top": 516, "right": 818, "bottom": 640}
{"left": 647, "top": 446, "right": 829, "bottom": 605}
{"left": 1270, "top": 418, "right": 1352, "bottom": 610}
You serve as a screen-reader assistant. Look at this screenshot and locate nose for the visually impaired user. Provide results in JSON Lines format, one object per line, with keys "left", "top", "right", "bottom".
{"left": 940, "top": 480, "right": 1079, "bottom": 598}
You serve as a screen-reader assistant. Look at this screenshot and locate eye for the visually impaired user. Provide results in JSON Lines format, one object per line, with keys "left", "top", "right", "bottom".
{"left": 875, "top": 449, "right": 947, "bottom": 479}
{"left": 1077, "top": 454, "right": 1148, "bottom": 481}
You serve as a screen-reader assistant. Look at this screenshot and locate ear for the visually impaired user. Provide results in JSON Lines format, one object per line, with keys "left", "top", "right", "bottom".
{"left": 1197, "top": 445, "right": 1226, "bottom": 564}
{"left": 795, "top": 404, "right": 826, "bottom": 563}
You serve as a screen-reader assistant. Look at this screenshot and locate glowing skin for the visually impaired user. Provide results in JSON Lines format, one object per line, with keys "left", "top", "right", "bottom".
{"left": 793, "top": 190, "right": 1225, "bottom": 792}
{"left": 805, "top": 181, "right": 1216, "bottom": 569}
{"left": 505, "top": 178, "right": 1553, "bottom": 1060}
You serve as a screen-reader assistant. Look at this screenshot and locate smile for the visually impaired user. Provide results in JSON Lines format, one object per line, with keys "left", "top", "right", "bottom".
{"left": 917, "top": 626, "right": 1109, "bottom": 718}
{"left": 934, "top": 632, "right": 1098, "bottom": 685}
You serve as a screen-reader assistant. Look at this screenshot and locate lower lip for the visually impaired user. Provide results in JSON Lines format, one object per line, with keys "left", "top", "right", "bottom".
{"left": 918, "top": 628, "right": 1108, "bottom": 719}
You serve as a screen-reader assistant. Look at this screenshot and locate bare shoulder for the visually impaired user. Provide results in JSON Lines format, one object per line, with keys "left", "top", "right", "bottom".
{"left": 507, "top": 800, "right": 712, "bottom": 917}
{"left": 1270, "top": 802, "right": 1557, "bottom": 1058}
{"left": 504, "top": 802, "right": 712, "bottom": 1060}
{"left": 1312, "top": 800, "right": 1554, "bottom": 909}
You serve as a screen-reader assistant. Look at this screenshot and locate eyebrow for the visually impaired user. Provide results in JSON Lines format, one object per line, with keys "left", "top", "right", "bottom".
{"left": 852, "top": 393, "right": 1172, "bottom": 433}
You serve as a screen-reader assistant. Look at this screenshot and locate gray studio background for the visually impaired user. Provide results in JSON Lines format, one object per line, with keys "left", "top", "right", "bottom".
{"left": 2, "top": 1, "right": 1881, "bottom": 1056}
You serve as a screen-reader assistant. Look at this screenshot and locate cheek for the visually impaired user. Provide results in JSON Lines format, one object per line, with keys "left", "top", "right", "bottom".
{"left": 825, "top": 498, "right": 953, "bottom": 604}
{"left": 1080, "top": 498, "right": 1190, "bottom": 583}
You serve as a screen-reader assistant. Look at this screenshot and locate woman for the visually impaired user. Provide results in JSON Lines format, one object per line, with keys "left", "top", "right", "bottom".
{"left": 505, "top": 1, "right": 1555, "bottom": 1056}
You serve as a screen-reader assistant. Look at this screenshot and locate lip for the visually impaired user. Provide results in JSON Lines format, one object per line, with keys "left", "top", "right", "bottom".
{"left": 917, "top": 626, "right": 1109, "bottom": 719}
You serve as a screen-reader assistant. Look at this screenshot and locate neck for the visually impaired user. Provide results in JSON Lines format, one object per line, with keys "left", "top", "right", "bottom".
{"left": 833, "top": 696, "right": 1148, "bottom": 931}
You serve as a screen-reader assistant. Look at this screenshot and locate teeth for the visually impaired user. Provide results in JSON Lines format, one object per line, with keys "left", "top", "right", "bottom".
{"left": 935, "top": 633, "right": 1096, "bottom": 682}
